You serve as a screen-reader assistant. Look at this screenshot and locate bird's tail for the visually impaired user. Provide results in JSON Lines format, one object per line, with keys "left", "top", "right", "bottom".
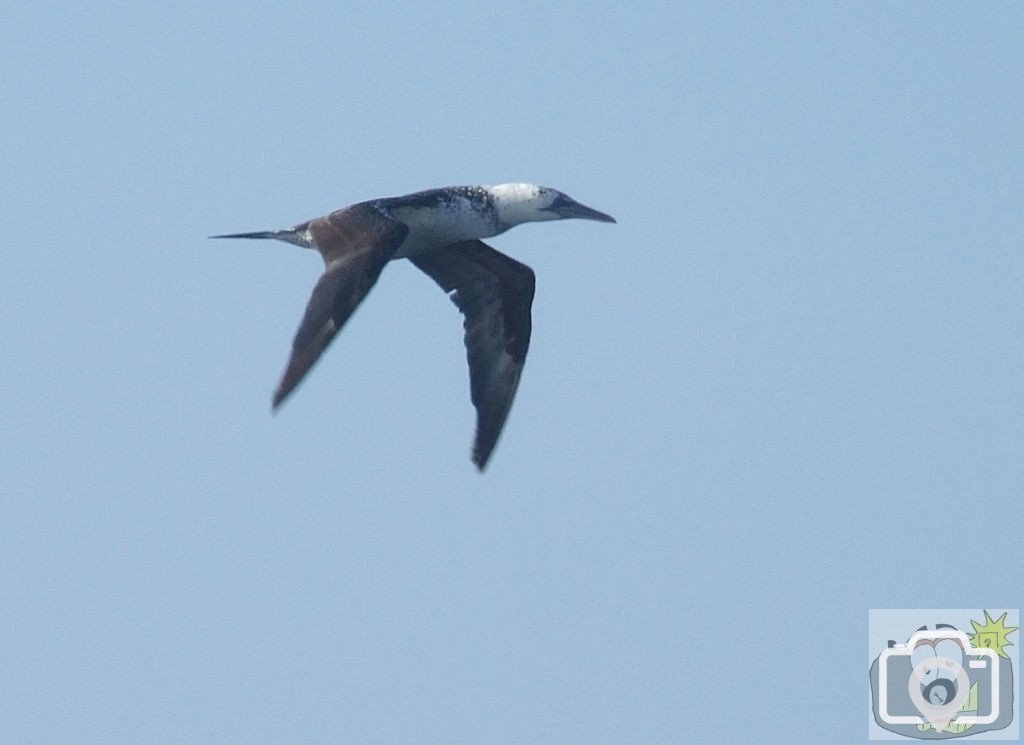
{"left": 209, "top": 225, "right": 312, "bottom": 248}
{"left": 209, "top": 230, "right": 283, "bottom": 240}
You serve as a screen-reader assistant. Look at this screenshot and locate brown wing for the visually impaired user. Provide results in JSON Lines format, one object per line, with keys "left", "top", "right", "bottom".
{"left": 273, "top": 203, "right": 408, "bottom": 408}
{"left": 410, "top": 240, "right": 536, "bottom": 470}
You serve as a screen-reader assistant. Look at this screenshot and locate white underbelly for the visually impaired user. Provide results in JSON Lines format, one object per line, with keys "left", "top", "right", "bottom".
{"left": 389, "top": 204, "right": 499, "bottom": 258}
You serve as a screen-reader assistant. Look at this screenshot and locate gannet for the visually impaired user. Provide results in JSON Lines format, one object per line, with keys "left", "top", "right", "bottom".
{"left": 211, "top": 184, "right": 615, "bottom": 470}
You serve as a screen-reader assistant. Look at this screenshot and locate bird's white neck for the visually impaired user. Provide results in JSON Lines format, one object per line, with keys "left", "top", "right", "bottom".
{"left": 487, "top": 183, "right": 560, "bottom": 228}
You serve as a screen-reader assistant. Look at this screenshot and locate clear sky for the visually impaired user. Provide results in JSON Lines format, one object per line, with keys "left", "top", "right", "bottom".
{"left": 1, "top": 3, "right": 1021, "bottom": 743}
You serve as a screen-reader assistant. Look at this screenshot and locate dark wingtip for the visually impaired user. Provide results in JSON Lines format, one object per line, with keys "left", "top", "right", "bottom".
{"left": 472, "top": 445, "right": 493, "bottom": 472}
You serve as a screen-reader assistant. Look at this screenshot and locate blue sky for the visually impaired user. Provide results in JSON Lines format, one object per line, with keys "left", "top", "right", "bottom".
{"left": 1, "top": 3, "right": 1021, "bottom": 743}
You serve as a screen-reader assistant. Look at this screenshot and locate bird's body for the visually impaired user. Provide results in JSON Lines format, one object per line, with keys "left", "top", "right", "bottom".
{"left": 211, "top": 183, "right": 615, "bottom": 469}
{"left": 383, "top": 187, "right": 502, "bottom": 257}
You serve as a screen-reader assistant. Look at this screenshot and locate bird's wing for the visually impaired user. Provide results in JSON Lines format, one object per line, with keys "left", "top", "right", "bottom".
{"left": 273, "top": 204, "right": 408, "bottom": 408}
{"left": 410, "top": 240, "right": 536, "bottom": 470}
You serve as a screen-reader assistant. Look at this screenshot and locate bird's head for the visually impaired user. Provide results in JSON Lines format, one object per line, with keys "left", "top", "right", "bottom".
{"left": 488, "top": 183, "right": 616, "bottom": 228}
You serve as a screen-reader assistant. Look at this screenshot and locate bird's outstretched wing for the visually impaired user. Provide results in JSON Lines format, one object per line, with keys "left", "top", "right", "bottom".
{"left": 273, "top": 204, "right": 408, "bottom": 408}
{"left": 410, "top": 240, "right": 536, "bottom": 470}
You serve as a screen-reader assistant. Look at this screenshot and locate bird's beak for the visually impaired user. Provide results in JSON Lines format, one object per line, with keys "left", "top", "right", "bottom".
{"left": 552, "top": 197, "right": 617, "bottom": 224}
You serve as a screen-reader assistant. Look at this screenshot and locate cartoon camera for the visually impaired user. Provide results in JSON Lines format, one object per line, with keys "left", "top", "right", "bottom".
{"left": 877, "top": 626, "right": 1000, "bottom": 728}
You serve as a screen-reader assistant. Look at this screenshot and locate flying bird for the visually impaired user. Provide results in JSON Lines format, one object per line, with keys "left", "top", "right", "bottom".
{"left": 211, "top": 184, "right": 615, "bottom": 470}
